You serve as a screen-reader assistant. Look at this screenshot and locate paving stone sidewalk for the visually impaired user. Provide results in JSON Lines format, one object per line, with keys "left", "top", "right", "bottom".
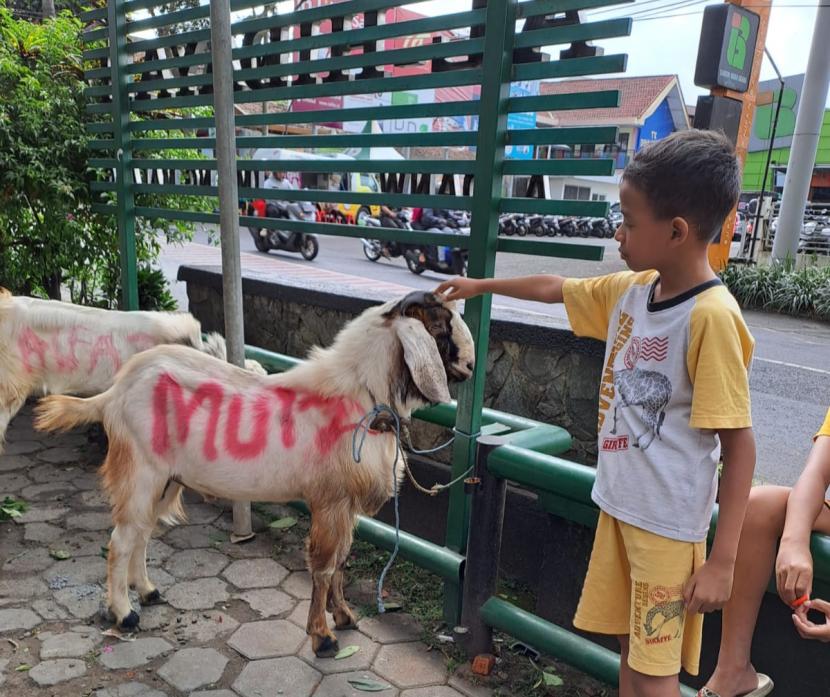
{"left": 0, "top": 405, "right": 493, "bottom": 697}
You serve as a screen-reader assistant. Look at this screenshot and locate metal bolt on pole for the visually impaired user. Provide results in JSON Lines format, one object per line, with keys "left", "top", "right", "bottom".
{"left": 210, "top": 0, "right": 253, "bottom": 542}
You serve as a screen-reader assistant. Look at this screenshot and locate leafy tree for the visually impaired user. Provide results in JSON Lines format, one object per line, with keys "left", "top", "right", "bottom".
{"left": 0, "top": 4, "right": 213, "bottom": 306}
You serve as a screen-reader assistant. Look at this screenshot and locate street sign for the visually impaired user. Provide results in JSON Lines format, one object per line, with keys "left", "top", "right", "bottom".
{"left": 695, "top": 4, "right": 760, "bottom": 93}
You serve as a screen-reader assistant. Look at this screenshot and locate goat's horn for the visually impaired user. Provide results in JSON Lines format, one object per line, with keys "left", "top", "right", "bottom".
{"left": 398, "top": 290, "right": 441, "bottom": 316}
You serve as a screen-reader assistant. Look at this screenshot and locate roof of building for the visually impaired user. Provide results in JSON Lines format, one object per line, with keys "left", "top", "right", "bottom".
{"left": 538, "top": 75, "right": 689, "bottom": 130}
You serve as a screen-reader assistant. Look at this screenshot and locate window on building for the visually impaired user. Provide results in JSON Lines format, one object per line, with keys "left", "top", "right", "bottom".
{"left": 564, "top": 185, "right": 591, "bottom": 200}
{"left": 591, "top": 193, "right": 607, "bottom": 201}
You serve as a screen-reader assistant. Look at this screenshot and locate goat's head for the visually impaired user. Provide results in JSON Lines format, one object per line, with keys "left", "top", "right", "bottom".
{"left": 382, "top": 291, "right": 475, "bottom": 405}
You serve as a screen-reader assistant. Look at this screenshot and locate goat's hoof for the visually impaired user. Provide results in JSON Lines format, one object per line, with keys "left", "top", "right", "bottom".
{"left": 118, "top": 610, "right": 140, "bottom": 630}
{"left": 140, "top": 589, "right": 165, "bottom": 606}
{"left": 313, "top": 635, "right": 339, "bottom": 658}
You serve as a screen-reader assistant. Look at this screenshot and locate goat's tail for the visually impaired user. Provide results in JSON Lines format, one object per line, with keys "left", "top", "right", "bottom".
{"left": 34, "top": 394, "right": 106, "bottom": 433}
{"left": 200, "top": 332, "right": 227, "bottom": 360}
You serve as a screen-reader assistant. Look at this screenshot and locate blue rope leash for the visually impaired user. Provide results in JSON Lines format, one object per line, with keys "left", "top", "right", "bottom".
{"left": 351, "top": 405, "right": 478, "bottom": 613}
{"left": 352, "top": 404, "right": 402, "bottom": 614}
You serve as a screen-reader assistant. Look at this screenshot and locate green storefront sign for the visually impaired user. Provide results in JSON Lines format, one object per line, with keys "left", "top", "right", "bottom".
{"left": 694, "top": 4, "right": 760, "bottom": 93}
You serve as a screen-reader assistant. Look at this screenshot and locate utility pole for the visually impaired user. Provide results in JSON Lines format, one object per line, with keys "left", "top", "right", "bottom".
{"left": 771, "top": 0, "right": 830, "bottom": 262}
{"left": 210, "top": 0, "right": 254, "bottom": 542}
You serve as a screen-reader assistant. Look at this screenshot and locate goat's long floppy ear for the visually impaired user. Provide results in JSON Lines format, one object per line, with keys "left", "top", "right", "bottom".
{"left": 395, "top": 317, "right": 451, "bottom": 404}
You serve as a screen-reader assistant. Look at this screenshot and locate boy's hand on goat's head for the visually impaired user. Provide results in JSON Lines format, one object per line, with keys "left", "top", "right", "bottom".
{"left": 682, "top": 558, "right": 734, "bottom": 614}
{"left": 435, "top": 277, "right": 481, "bottom": 302}
{"left": 792, "top": 599, "right": 830, "bottom": 642}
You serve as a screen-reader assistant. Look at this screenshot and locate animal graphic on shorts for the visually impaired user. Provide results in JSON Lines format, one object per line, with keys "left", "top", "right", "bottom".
{"left": 611, "top": 337, "right": 672, "bottom": 450}
{"left": 644, "top": 599, "right": 685, "bottom": 638}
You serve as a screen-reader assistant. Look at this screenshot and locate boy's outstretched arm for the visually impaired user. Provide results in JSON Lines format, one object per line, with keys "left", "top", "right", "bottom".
{"left": 684, "top": 427, "right": 756, "bottom": 614}
{"left": 435, "top": 275, "right": 566, "bottom": 304}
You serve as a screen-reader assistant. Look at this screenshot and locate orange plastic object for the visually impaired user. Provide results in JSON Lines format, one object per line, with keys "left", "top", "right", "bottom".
{"left": 471, "top": 654, "right": 496, "bottom": 676}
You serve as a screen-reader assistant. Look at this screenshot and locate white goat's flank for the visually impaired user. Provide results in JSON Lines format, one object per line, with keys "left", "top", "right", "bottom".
{"left": 33, "top": 291, "right": 475, "bottom": 656}
{"left": 0, "top": 288, "right": 201, "bottom": 450}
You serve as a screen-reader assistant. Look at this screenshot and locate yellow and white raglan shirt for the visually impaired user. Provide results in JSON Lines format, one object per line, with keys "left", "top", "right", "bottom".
{"left": 563, "top": 271, "right": 755, "bottom": 543}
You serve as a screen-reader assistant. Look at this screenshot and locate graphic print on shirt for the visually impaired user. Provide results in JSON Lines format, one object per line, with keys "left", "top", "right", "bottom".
{"left": 608, "top": 335, "right": 672, "bottom": 451}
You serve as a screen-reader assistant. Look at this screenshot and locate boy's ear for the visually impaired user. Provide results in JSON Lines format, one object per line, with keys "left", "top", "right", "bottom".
{"left": 670, "top": 216, "right": 690, "bottom": 244}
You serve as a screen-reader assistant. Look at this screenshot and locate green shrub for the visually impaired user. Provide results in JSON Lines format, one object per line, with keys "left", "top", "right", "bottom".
{"left": 719, "top": 261, "right": 830, "bottom": 321}
{"left": 136, "top": 266, "right": 177, "bottom": 312}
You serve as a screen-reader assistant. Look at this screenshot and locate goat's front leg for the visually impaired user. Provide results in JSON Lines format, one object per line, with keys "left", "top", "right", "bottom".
{"left": 306, "top": 504, "right": 351, "bottom": 657}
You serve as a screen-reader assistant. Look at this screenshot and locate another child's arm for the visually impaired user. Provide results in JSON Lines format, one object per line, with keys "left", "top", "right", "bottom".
{"left": 435, "top": 275, "right": 566, "bottom": 304}
{"left": 683, "top": 427, "right": 756, "bottom": 614}
{"left": 776, "top": 432, "right": 830, "bottom": 605}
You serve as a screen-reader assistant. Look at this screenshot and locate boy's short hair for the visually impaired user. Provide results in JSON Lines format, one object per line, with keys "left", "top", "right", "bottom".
{"left": 622, "top": 129, "right": 741, "bottom": 241}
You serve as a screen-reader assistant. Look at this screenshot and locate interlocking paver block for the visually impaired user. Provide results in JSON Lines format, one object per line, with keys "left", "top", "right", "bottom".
{"left": 28, "top": 658, "right": 86, "bottom": 686}
{"left": 165, "top": 577, "right": 229, "bottom": 610}
{"left": 99, "top": 637, "right": 173, "bottom": 670}
{"left": 37, "top": 446, "right": 83, "bottom": 464}
{"left": 228, "top": 619, "right": 307, "bottom": 659}
{"left": 169, "top": 610, "right": 239, "bottom": 643}
{"left": 191, "top": 691, "right": 238, "bottom": 697}
{"left": 79, "top": 489, "right": 109, "bottom": 507}
{"left": 3, "top": 440, "right": 42, "bottom": 455}
{"left": 165, "top": 548, "right": 230, "bottom": 578}
{"left": 287, "top": 600, "right": 332, "bottom": 629}
{"left": 237, "top": 588, "right": 296, "bottom": 617}
{"left": 373, "top": 642, "right": 448, "bottom": 689}
{"left": 28, "top": 464, "right": 78, "bottom": 483}
{"left": 0, "top": 472, "right": 30, "bottom": 492}
{"left": 46, "top": 555, "right": 106, "bottom": 586}
{"left": 182, "top": 502, "right": 223, "bottom": 524}
{"left": 313, "top": 670, "right": 400, "bottom": 697}
{"left": 23, "top": 482, "right": 76, "bottom": 501}
{"left": 298, "top": 629, "right": 379, "bottom": 674}
{"left": 2, "top": 546, "right": 54, "bottom": 573}
{"left": 0, "top": 577, "right": 46, "bottom": 600}
{"left": 53, "top": 583, "right": 103, "bottom": 619}
{"left": 39, "top": 628, "right": 99, "bottom": 659}
{"left": 401, "top": 688, "right": 466, "bottom": 697}
{"left": 223, "top": 558, "right": 289, "bottom": 589}
{"left": 31, "top": 598, "right": 72, "bottom": 621}
{"left": 146, "top": 539, "right": 175, "bottom": 565}
{"left": 165, "top": 524, "right": 223, "bottom": 549}
{"left": 157, "top": 647, "right": 228, "bottom": 692}
{"left": 0, "top": 607, "right": 41, "bottom": 631}
{"left": 359, "top": 613, "right": 423, "bottom": 644}
{"left": 67, "top": 511, "right": 113, "bottom": 531}
{"left": 233, "top": 656, "right": 321, "bottom": 697}
{"left": 12, "top": 504, "right": 69, "bottom": 524}
{"left": 0, "top": 455, "right": 30, "bottom": 471}
{"left": 24, "top": 522, "right": 63, "bottom": 543}
{"left": 94, "top": 681, "right": 169, "bottom": 697}
{"left": 281, "top": 570, "right": 313, "bottom": 599}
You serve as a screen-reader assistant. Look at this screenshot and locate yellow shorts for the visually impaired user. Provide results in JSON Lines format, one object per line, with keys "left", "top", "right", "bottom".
{"left": 573, "top": 511, "right": 706, "bottom": 677}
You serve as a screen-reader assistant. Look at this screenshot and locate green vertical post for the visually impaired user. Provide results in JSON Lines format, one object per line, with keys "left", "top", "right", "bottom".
{"left": 108, "top": 0, "right": 138, "bottom": 310}
{"left": 443, "top": 0, "right": 516, "bottom": 624}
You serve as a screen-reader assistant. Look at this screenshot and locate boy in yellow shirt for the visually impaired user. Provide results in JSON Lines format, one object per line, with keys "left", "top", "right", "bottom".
{"left": 438, "top": 130, "right": 758, "bottom": 697}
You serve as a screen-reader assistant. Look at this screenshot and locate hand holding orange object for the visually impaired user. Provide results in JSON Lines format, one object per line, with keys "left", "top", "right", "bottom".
{"left": 790, "top": 593, "right": 809, "bottom": 609}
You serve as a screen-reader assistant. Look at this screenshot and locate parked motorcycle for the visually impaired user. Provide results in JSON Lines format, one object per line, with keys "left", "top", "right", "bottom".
{"left": 247, "top": 197, "right": 320, "bottom": 260}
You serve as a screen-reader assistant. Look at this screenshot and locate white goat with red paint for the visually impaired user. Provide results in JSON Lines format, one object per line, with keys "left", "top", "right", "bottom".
{"left": 0, "top": 287, "right": 262, "bottom": 452}
{"left": 35, "top": 291, "right": 475, "bottom": 656}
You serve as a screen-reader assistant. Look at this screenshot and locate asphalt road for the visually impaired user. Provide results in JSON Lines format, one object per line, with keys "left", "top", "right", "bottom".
{"left": 166, "top": 227, "right": 830, "bottom": 487}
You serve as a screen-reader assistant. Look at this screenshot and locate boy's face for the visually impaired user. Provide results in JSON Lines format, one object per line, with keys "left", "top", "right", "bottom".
{"left": 614, "top": 180, "right": 677, "bottom": 272}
